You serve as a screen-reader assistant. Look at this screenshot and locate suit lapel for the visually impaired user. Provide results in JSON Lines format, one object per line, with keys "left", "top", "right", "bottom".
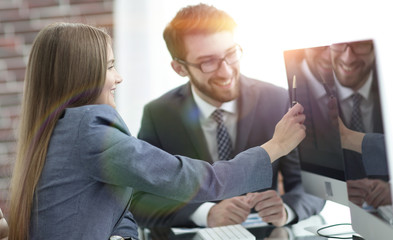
{"left": 234, "top": 76, "right": 257, "bottom": 155}
{"left": 371, "top": 70, "right": 384, "bottom": 133}
{"left": 178, "top": 83, "right": 214, "bottom": 163}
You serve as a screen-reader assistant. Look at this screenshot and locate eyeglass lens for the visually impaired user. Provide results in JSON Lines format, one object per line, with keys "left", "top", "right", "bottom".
{"left": 331, "top": 41, "right": 372, "bottom": 54}
{"left": 201, "top": 47, "right": 242, "bottom": 73}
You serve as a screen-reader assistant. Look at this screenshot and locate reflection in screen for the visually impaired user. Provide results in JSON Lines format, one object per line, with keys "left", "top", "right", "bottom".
{"left": 332, "top": 40, "right": 392, "bottom": 225}
{"left": 284, "top": 45, "right": 345, "bottom": 180}
{"left": 284, "top": 39, "right": 392, "bottom": 226}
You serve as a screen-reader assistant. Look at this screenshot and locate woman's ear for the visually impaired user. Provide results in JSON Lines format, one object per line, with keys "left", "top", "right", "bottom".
{"left": 171, "top": 60, "right": 189, "bottom": 77}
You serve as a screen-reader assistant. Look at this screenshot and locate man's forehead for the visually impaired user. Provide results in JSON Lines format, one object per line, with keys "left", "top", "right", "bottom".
{"left": 183, "top": 32, "right": 235, "bottom": 59}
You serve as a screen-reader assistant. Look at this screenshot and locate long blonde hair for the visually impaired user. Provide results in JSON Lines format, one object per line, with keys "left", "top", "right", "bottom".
{"left": 8, "top": 22, "right": 110, "bottom": 240}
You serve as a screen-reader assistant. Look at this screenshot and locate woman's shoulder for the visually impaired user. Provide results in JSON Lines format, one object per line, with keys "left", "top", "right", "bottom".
{"left": 64, "top": 104, "right": 119, "bottom": 120}
{"left": 63, "top": 104, "right": 128, "bottom": 132}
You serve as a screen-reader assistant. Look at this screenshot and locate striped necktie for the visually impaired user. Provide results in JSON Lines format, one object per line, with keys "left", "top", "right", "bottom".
{"left": 211, "top": 109, "right": 233, "bottom": 160}
{"left": 349, "top": 93, "right": 365, "bottom": 132}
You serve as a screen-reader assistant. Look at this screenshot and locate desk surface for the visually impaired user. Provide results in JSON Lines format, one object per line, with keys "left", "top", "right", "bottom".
{"left": 141, "top": 201, "right": 364, "bottom": 240}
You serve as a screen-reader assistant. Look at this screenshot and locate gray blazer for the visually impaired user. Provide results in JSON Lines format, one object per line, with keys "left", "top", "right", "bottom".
{"left": 131, "top": 75, "right": 325, "bottom": 228}
{"left": 30, "top": 104, "right": 275, "bottom": 240}
{"left": 362, "top": 133, "right": 388, "bottom": 176}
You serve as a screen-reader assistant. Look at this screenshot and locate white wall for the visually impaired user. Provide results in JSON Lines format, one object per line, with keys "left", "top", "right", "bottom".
{"left": 114, "top": 0, "right": 392, "bottom": 135}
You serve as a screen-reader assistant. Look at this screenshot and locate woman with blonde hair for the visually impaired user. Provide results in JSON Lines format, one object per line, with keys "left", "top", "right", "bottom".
{"left": 8, "top": 22, "right": 306, "bottom": 240}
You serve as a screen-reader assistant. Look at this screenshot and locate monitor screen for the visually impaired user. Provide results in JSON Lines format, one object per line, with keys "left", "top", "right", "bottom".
{"left": 335, "top": 39, "right": 393, "bottom": 239}
{"left": 284, "top": 39, "right": 393, "bottom": 238}
{"left": 283, "top": 44, "right": 348, "bottom": 206}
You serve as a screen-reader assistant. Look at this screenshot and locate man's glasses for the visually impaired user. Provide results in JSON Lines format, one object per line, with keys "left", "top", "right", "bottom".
{"left": 330, "top": 41, "right": 373, "bottom": 55}
{"left": 174, "top": 45, "right": 243, "bottom": 73}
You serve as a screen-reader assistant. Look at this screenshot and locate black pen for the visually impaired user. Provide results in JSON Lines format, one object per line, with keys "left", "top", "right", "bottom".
{"left": 292, "top": 75, "right": 297, "bottom": 107}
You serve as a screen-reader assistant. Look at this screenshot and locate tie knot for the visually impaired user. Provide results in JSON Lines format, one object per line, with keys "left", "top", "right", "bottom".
{"left": 211, "top": 109, "right": 224, "bottom": 124}
{"left": 352, "top": 93, "right": 363, "bottom": 105}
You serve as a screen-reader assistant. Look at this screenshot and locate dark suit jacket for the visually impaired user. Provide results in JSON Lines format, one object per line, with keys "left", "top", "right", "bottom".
{"left": 130, "top": 75, "right": 325, "bottom": 228}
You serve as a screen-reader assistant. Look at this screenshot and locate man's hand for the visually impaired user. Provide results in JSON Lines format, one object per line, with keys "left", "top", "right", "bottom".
{"left": 346, "top": 179, "right": 371, "bottom": 207}
{"left": 207, "top": 196, "right": 252, "bottom": 227}
{"left": 248, "top": 190, "right": 287, "bottom": 227}
{"left": 347, "top": 178, "right": 392, "bottom": 209}
{"left": 365, "top": 179, "right": 392, "bottom": 208}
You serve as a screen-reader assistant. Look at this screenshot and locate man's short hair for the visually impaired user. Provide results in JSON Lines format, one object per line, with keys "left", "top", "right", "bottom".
{"left": 163, "top": 3, "right": 237, "bottom": 60}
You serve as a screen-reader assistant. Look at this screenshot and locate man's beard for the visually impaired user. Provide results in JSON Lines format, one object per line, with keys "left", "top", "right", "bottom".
{"left": 188, "top": 71, "right": 241, "bottom": 103}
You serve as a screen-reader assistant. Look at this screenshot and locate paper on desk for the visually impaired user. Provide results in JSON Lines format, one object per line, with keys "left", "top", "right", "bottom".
{"left": 241, "top": 213, "right": 268, "bottom": 228}
{"left": 171, "top": 213, "right": 267, "bottom": 235}
{"left": 171, "top": 227, "right": 201, "bottom": 235}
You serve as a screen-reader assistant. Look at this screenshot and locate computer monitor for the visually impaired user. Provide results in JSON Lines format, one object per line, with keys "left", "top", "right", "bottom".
{"left": 337, "top": 39, "right": 393, "bottom": 239}
{"left": 284, "top": 39, "right": 393, "bottom": 238}
{"left": 283, "top": 44, "right": 349, "bottom": 206}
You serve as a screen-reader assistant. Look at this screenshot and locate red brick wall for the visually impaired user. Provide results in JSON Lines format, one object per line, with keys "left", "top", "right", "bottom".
{"left": 0, "top": 0, "right": 114, "bottom": 216}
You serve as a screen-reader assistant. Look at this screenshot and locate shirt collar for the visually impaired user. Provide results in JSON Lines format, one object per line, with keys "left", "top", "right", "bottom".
{"left": 191, "top": 84, "right": 237, "bottom": 120}
{"left": 334, "top": 70, "right": 373, "bottom": 101}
